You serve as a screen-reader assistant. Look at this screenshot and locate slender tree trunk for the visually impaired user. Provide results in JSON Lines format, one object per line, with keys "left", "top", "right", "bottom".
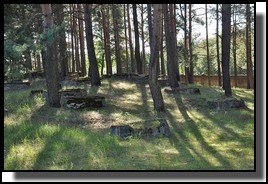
{"left": 133, "top": 4, "right": 142, "bottom": 74}
{"left": 25, "top": 49, "right": 32, "bottom": 71}
{"left": 127, "top": 4, "right": 135, "bottom": 73}
{"left": 101, "top": 5, "right": 112, "bottom": 76}
{"left": 73, "top": 5, "right": 80, "bottom": 73}
{"left": 141, "top": 5, "right": 146, "bottom": 75}
{"left": 205, "top": 4, "right": 211, "bottom": 86}
{"left": 222, "top": 4, "right": 232, "bottom": 96}
{"left": 84, "top": 4, "right": 101, "bottom": 86}
{"left": 112, "top": 5, "right": 122, "bottom": 75}
{"left": 172, "top": 4, "right": 179, "bottom": 81}
{"left": 57, "top": 4, "right": 68, "bottom": 80}
{"left": 233, "top": 5, "right": 238, "bottom": 87}
{"left": 147, "top": 4, "right": 153, "bottom": 53}
{"left": 216, "top": 4, "right": 222, "bottom": 87}
{"left": 36, "top": 53, "right": 41, "bottom": 71}
{"left": 188, "top": 4, "right": 193, "bottom": 83}
{"left": 184, "top": 4, "right": 188, "bottom": 83}
{"left": 160, "top": 10, "right": 166, "bottom": 76}
{"left": 70, "top": 4, "right": 75, "bottom": 73}
{"left": 40, "top": 4, "right": 60, "bottom": 107}
{"left": 149, "top": 4, "right": 165, "bottom": 111}
{"left": 78, "top": 4, "right": 86, "bottom": 77}
{"left": 123, "top": 4, "right": 129, "bottom": 73}
{"left": 163, "top": 4, "right": 179, "bottom": 88}
{"left": 246, "top": 4, "right": 254, "bottom": 89}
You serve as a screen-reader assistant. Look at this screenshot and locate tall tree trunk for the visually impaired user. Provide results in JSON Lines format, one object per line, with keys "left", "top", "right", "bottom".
{"left": 57, "top": 4, "right": 68, "bottom": 80}
{"left": 222, "top": 4, "right": 232, "bottom": 96}
{"left": 233, "top": 5, "right": 237, "bottom": 87}
{"left": 172, "top": 4, "right": 179, "bottom": 81}
{"left": 163, "top": 4, "right": 179, "bottom": 88}
{"left": 36, "top": 53, "right": 41, "bottom": 71}
{"left": 101, "top": 5, "right": 112, "bottom": 76}
{"left": 73, "top": 4, "right": 80, "bottom": 73}
{"left": 141, "top": 5, "right": 146, "bottom": 74}
{"left": 78, "top": 4, "right": 86, "bottom": 77}
{"left": 70, "top": 4, "right": 75, "bottom": 73}
{"left": 123, "top": 4, "right": 129, "bottom": 73}
{"left": 184, "top": 4, "right": 189, "bottom": 83}
{"left": 246, "top": 4, "right": 254, "bottom": 89}
{"left": 147, "top": 4, "right": 153, "bottom": 53}
{"left": 216, "top": 4, "right": 222, "bottom": 87}
{"left": 112, "top": 5, "right": 122, "bottom": 75}
{"left": 160, "top": 9, "right": 166, "bottom": 76}
{"left": 188, "top": 4, "right": 194, "bottom": 83}
{"left": 133, "top": 4, "right": 142, "bottom": 74}
{"left": 25, "top": 48, "right": 32, "bottom": 71}
{"left": 205, "top": 4, "right": 211, "bottom": 86}
{"left": 127, "top": 4, "right": 135, "bottom": 73}
{"left": 83, "top": 4, "right": 101, "bottom": 86}
{"left": 41, "top": 49, "right": 46, "bottom": 72}
{"left": 149, "top": 4, "right": 165, "bottom": 111}
{"left": 40, "top": 4, "right": 60, "bottom": 107}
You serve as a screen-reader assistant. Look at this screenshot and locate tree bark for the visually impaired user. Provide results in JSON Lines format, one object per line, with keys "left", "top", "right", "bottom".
{"left": 133, "top": 4, "right": 142, "bottom": 74}
{"left": 140, "top": 5, "right": 146, "bottom": 74}
{"left": 78, "top": 4, "right": 86, "bottom": 77}
{"left": 70, "top": 4, "right": 75, "bottom": 73}
{"left": 40, "top": 4, "right": 60, "bottom": 107}
{"left": 127, "top": 4, "right": 135, "bottom": 73}
{"left": 112, "top": 5, "right": 122, "bottom": 75}
{"left": 73, "top": 4, "right": 80, "bottom": 73}
{"left": 188, "top": 4, "right": 194, "bottom": 83}
{"left": 160, "top": 9, "right": 166, "bottom": 76}
{"left": 101, "top": 5, "right": 112, "bottom": 76}
{"left": 233, "top": 5, "right": 237, "bottom": 87}
{"left": 246, "top": 4, "right": 254, "bottom": 89}
{"left": 205, "top": 4, "right": 211, "bottom": 86}
{"left": 216, "top": 4, "right": 222, "bottom": 87}
{"left": 222, "top": 4, "right": 232, "bottom": 96}
{"left": 83, "top": 4, "right": 101, "bottom": 86}
{"left": 171, "top": 4, "right": 179, "bottom": 81}
{"left": 123, "top": 4, "right": 129, "bottom": 73}
{"left": 57, "top": 4, "right": 68, "bottom": 80}
{"left": 163, "top": 4, "right": 179, "bottom": 88}
{"left": 149, "top": 4, "right": 165, "bottom": 111}
{"left": 184, "top": 4, "right": 189, "bottom": 83}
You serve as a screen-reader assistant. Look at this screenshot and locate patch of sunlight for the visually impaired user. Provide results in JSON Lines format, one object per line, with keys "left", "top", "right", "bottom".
{"left": 88, "top": 150, "right": 109, "bottom": 170}
{"left": 33, "top": 94, "right": 46, "bottom": 107}
{"left": 61, "top": 129, "right": 87, "bottom": 143}
{"left": 5, "top": 141, "right": 44, "bottom": 170}
{"left": 111, "top": 81, "right": 136, "bottom": 90}
{"left": 160, "top": 148, "right": 179, "bottom": 155}
{"left": 4, "top": 114, "right": 28, "bottom": 126}
{"left": 187, "top": 110, "right": 214, "bottom": 124}
{"left": 39, "top": 123, "right": 60, "bottom": 137}
{"left": 123, "top": 93, "right": 141, "bottom": 101}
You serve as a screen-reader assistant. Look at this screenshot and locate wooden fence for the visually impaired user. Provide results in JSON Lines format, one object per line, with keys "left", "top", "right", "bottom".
{"left": 179, "top": 75, "right": 254, "bottom": 89}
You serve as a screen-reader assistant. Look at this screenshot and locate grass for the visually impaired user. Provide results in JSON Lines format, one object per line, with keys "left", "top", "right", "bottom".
{"left": 4, "top": 78, "right": 254, "bottom": 170}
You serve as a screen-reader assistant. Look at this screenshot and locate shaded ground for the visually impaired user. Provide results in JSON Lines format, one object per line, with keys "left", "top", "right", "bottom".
{"left": 4, "top": 78, "right": 254, "bottom": 170}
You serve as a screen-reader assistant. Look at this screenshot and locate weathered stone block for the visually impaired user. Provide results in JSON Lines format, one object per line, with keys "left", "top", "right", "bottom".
{"left": 207, "top": 99, "right": 246, "bottom": 109}
{"left": 110, "top": 125, "right": 135, "bottom": 138}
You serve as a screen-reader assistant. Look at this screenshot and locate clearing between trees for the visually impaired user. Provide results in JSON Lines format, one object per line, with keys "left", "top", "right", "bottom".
{"left": 4, "top": 78, "right": 254, "bottom": 170}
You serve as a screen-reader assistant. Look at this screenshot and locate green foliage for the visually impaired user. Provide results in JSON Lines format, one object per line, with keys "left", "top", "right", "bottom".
{"left": 6, "top": 69, "right": 25, "bottom": 81}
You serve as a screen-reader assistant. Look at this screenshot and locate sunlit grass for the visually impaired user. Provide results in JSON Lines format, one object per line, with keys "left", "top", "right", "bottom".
{"left": 4, "top": 78, "right": 254, "bottom": 170}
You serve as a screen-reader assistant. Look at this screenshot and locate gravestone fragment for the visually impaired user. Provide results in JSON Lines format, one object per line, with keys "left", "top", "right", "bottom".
{"left": 207, "top": 99, "right": 246, "bottom": 109}
{"left": 110, "top": 119, "right": 171, "bottom": 138}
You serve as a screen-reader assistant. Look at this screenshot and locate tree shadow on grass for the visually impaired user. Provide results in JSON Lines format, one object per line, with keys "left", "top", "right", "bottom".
{"left": 166, "top": 93, "right": 233, "bottom": 169}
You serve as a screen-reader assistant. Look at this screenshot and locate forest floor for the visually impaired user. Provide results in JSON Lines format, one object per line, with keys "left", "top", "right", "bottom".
{"left": 4, "top": 77, "right": 254, "bottom": 170}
